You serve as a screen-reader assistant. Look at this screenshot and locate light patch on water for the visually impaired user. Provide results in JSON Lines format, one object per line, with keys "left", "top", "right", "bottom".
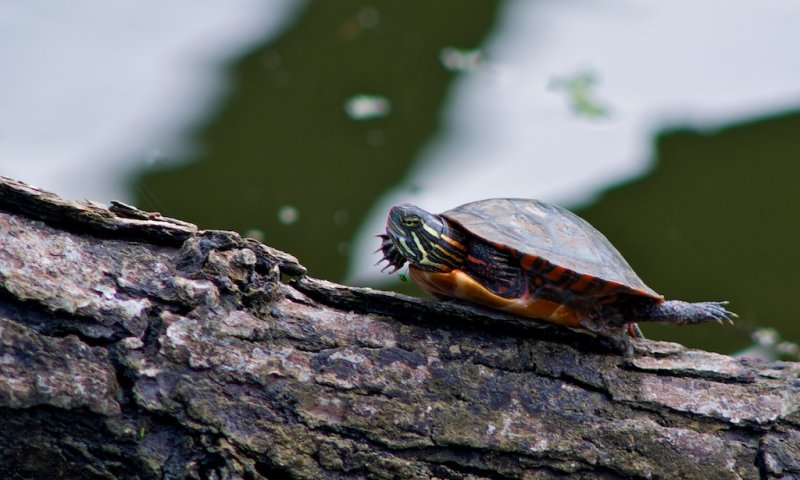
{"left": 277, "top": 205, "right": 299, "bottom": 225}
{"left": 344, "top": 94, "right": 392, "bottom": 121}
{"left": 0, "top": 0, "right": 306, "bottom": 203}
{"left": 440, "top": 47, "right": 485, "bottom": 73}
{"left": 349, "top": 0, "right": 800, "bottom": 286}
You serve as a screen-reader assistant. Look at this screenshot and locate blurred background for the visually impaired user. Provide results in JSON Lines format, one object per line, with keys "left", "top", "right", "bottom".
{"left": 2, "top": 0, "right": 799, "bottom": 355}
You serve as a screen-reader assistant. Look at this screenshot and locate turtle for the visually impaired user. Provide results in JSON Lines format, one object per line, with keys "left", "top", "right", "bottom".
{"left": 377, "top": 198, "right": 734, "bottom": 353}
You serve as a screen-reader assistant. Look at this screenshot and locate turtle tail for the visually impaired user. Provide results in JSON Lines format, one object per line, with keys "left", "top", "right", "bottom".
{"left": 629, "top": 300, "right": 736, "bottom": 326}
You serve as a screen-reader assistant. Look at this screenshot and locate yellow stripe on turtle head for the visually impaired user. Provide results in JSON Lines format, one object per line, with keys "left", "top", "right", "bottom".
{"left": 410, "top": 231, "right": 441, "bottom": 269}
{"left": 385, "top": 202, "right": 467, "bottom": 272}
{"left": 422, "top": 222, "right": 440, "bottom": 239}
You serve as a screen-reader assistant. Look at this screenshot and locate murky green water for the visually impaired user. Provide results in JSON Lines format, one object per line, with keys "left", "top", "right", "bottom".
{"left": 137, "top": 0, "right": 501, "bottom": 282}
{"left": 135, "top": 2, "right": 800, "bottom": 355}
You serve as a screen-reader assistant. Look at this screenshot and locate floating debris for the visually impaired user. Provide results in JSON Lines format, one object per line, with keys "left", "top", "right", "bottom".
{"left": 344, "top": 94, "right": 391, "bottom": 121}
{"left": 440, "top": 47, "right": 484, "bottom": 73}
{"left": 738, "top": 327, "right": 800, "bottom": 361}
{"left": 549, "top": 71, "right": 610, "bottom": 118}
{"left": 752, "top": 327, "right": 779, "bottom": 348}
{"left": 277, "top": 205, "right": 299, "bottom": 225}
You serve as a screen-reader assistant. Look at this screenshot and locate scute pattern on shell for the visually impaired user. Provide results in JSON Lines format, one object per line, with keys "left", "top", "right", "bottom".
{"left": 441, "top": 198, "right": 660, "bottom": 298}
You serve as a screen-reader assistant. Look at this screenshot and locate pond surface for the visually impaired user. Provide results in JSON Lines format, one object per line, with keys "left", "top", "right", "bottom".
{"left": 4, "top": 1, "right": 798, "bottom": 355}
{"left": 135, "top": 2, "right": 800, "bottom": 355}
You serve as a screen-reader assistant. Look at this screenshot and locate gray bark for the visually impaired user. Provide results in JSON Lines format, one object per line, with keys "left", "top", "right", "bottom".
{"left": 0, "top": 176, "right": 797, "bottom": 480}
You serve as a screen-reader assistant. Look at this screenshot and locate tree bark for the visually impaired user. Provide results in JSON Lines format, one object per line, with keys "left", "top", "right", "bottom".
{"left": 0, "top": 176, "right": 797, "bottom": 480}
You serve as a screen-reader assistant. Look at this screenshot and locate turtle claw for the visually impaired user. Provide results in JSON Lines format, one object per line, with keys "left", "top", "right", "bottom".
{"left": 380, "top": 263, "right": 399, "bottom": 274}
{"left": 695, "top": 301, "right": 737, "bottom": 325}
{"left": 376, "top": 234, "right": 407, "bottom": 274}
{"left": 373, "top": 235, "right": 388, "bottom": 254}
{"left": 375, "top": 256, "right": 399, "bottom": 274}
{"left": 376, "top": 261, "right": 395, "bottom": 273}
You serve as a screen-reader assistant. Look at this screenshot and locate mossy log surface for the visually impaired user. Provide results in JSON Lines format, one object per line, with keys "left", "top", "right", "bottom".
{"left": 0, "top": 176, "right": 798, "bottom": 480}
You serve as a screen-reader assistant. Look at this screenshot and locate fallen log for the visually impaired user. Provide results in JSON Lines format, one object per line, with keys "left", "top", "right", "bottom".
{"left": 0, "top": 176, "right": 797, "bottom": 479}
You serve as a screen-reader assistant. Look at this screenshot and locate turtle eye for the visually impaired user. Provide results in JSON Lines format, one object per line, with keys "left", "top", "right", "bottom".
{"left": 401, "top": 215, "right": 421, "bottom": 228}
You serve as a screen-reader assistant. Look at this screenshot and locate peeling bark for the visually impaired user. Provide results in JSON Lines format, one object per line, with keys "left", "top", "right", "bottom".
{"left": 0, "top": 176, "right": 797, "bottom": 480}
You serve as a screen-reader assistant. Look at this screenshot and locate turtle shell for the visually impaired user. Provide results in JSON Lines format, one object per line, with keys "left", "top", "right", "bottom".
{"left": 441, "top": 198, "right": 660, "bottom": 299}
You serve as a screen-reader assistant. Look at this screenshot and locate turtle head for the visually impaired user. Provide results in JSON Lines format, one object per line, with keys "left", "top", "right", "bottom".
{"left": 379, "top": 203, "right": 466, "bottom": 273}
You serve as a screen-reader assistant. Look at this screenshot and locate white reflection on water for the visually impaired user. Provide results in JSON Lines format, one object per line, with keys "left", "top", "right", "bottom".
{"left": 349, "top": 0, "right": 800, "bottom": 285}
{"left": 0, "top": 0, "right": 305, "bottom": 202}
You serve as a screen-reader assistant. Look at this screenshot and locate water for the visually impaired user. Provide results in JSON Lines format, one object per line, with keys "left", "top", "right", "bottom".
{"left": 0, "top": 0, "right": 304, "bottom": 202}
{"left": 3, "top": 1, "right": 799, "bottom": 354}
{"left": 136, "top": 0, "right": 504, "bottom": 282}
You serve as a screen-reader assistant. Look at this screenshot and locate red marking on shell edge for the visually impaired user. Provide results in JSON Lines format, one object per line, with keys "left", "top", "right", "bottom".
{"left": 570, "top": 274, "right": 593, "bottom": 293}
{"left": 520, "top": 254, "right": 538, "bottom": 271}
{"left": 546, "top": 266, "right": 566, "bottom": 282}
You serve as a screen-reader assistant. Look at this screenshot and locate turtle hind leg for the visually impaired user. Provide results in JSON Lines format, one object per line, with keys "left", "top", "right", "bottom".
{"left": 632, "top": 300, "right": 736, "bottom": 326}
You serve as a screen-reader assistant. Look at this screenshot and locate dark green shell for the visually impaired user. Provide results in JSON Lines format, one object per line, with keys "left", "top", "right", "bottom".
{"left": 441, "top": 198, "right": 659, "bottom": 298}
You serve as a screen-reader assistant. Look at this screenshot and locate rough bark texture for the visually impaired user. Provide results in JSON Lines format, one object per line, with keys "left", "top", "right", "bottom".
{"left": 0, "top": 176, "right": 798, "bottom": 480}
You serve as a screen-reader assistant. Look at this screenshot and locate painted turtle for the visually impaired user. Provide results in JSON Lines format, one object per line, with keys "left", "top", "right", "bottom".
{"left": 378, "top": 198, "right": 734, "bottom": 353}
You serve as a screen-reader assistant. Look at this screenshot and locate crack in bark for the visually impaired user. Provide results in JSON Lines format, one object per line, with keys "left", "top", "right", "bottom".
{"left": 0, "top": 287, "right": 129, "bottom": 346}
{"left": 620, "top": 361, "right": 756, "bottom": 384}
